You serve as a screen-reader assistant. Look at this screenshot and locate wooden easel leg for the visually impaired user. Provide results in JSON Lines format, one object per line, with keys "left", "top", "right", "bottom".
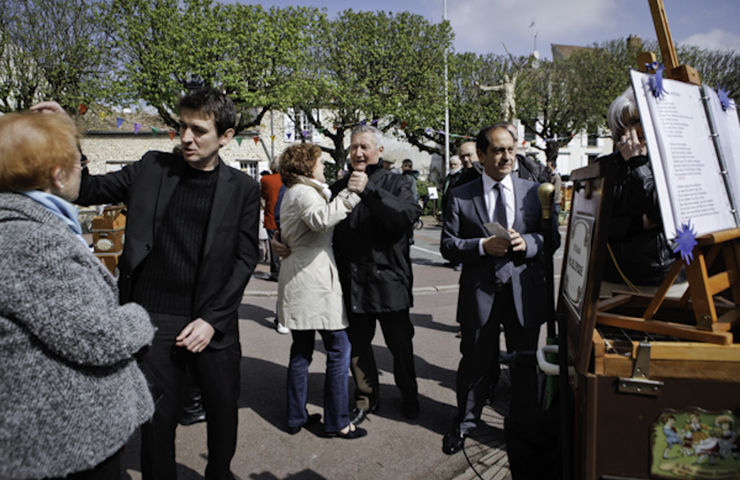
{"left": 685, "top": 250, "right": 718, "bottom": 330}
{"left": 643, "top": 260, "right": 684, "bottom": 320}
{"left": 727, "top": 240, "right": 740, "bottom": 304}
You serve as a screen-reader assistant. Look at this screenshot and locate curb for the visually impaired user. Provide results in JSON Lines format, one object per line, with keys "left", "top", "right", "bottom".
{"left": 243, "top": 284, "right": 459, "bottom": 299}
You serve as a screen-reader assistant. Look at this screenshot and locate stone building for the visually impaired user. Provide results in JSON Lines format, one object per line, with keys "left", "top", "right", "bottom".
{"left": 80, "top": 107, "right": 435, "bottom": 181}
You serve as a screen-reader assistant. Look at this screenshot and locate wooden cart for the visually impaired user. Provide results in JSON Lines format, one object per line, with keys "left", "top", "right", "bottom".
{"left": 558, "top": 162, "right": 740, "bottom": 480}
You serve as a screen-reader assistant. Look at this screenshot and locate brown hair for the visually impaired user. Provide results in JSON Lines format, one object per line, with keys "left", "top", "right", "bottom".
{"left": 178, "top": 87, "right": 236, "bottom": 136}
{"left": 0, "top": 112, "right": 79, "bottom": 191}
{"left": 279, "top": 143, "right": 322, "bottom": 187}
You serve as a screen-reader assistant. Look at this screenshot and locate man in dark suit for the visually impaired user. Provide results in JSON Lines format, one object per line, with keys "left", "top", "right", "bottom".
{"left": 440, "top": 125, "right": 556, "bottom": 455}
{"left": 74, "top": 89, "right": 259, "bottom": 479}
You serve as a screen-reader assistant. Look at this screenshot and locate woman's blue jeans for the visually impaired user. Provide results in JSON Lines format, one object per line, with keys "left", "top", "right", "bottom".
{"left": 287, "top": 328, "right": 351, "bottom": 432}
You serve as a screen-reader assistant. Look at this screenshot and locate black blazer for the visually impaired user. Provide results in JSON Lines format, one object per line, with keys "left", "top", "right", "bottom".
{"left": 76, "top": 151, "right": 260, "bottom": 349}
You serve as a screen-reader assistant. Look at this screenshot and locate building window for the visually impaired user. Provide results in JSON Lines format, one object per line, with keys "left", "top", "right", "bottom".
{"left": 285, "top": 108, "right": 319, "bottom": 142}
{"left": 587, "top": 134, "right": 598, "bottom": 147}
{"left": 523, "top": 122, "right": 536, "bottom": 142}
{"left": 238, "top": 160, "right": 259, "bottom": 179}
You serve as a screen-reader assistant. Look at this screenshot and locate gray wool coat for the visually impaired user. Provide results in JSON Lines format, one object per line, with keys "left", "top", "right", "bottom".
{"left": 0, "top": 192, "right": 154, "bottom": 479}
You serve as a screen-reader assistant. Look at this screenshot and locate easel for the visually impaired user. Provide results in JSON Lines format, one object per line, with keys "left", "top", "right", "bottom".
{"left": 637, "top": 0, "right": 700, "bottom": 85}
{"left": 596, "top": 0, "right": 740, "bottom": 346}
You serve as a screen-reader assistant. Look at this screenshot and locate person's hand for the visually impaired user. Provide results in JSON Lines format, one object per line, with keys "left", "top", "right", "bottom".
{"left": 618, "top": 126, "right": 646, "bottom": 160}
{"left": 482, "top": 235, "right": 510, "bottom": 256}
{"left": 271, "top": 234, "right": 291, "bottom": 259}
{"left": 30, "top": 101, "right": 65, "bottom": 114}
{"left": 508, "top": 229, "right": 526, "bottom": 252}
{"left": 347, "top": 171, "right": 368, "bottom": 193}
{"left": 175, "top": 318, "right": 215, "bottom": 353}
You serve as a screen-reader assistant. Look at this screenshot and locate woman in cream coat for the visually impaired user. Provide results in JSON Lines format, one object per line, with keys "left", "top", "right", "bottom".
{"left": 277, "top": 143, "right": 368, "bottom": 439}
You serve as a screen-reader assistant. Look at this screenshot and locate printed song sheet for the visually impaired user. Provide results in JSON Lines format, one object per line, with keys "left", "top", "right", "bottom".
{"left": 703, "top": 84, "right": 740, "bottom": 226}
{"left": 630, "top": 70, "right": 736, "bottom": 238}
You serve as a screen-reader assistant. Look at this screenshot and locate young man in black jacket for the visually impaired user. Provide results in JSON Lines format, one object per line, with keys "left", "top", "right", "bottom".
{"left": 39, "top": 89, "right": 260, "bottom": 480}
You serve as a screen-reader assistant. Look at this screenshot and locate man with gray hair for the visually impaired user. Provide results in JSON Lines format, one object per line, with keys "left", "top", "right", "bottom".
{"left": 332, "top": 125, "right": 422, "bottom": 424}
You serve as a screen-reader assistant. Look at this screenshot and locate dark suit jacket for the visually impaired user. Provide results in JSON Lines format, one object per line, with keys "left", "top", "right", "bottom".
{"left": 441, "top": 175, "right": 553, "bottom": 329}
{"left": 76, "top": 151, "right": 260, "bottom": 349}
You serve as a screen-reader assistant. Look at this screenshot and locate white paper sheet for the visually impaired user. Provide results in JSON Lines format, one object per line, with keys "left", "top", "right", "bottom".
{"left": 630, "top": 70, "right": 737, "bottom": 238}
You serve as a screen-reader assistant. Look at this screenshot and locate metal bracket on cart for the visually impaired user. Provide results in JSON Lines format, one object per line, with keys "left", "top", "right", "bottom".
{"left": 617, "top": 342, "right": 664, "bottom": 396}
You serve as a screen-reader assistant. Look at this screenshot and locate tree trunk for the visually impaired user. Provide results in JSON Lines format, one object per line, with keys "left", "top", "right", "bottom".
{"left": 544, "top": 140, "right": 564, "bottom": 169}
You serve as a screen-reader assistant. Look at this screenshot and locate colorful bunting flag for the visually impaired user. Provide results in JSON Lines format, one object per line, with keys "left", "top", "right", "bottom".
{"left": 134, "top": 123, "right": 142, "bottom": 134}
{"left": 236, "top": 137, "right": 243, "bottom": 146}
{"left": 168, "top": 131, "right": 176, "bottom": 140}
{"left": 116, "top": 117, "right": 124, "bottom": 129}
{"left": 253, "top": 137, "right": 259, "bottom": 144}
{"left": 79, "top": 104, "right": 87, "bottom": 115}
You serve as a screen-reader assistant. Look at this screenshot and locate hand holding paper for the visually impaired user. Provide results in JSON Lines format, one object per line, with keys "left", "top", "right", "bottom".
{"left": 484, "top": 221, "right": 511, "bottom": 241}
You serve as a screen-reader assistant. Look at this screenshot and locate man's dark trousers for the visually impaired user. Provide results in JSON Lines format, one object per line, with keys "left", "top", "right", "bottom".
{"left": 140, "top": 313, "right": 240, "bottom": 480}
{"left": 266, "top": 228, "right": 280, "bottom": 280}
{"left": 348, "top": 309, "right": 418, "bottom": 410}
{"left": 455, "top": 285, "right": 539, "bottom": 435}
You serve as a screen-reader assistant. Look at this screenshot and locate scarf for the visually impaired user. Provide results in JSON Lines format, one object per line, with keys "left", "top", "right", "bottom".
{"left": 20, "top": 190, "right": 88, "bottom": 246}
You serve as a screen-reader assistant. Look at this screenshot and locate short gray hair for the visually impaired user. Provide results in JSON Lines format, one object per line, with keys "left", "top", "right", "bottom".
{"left": 351, "top": 124, "right": 383, "bottom": 148}
{"left": 607, "top": 87, "right": 639, "bottom": 143}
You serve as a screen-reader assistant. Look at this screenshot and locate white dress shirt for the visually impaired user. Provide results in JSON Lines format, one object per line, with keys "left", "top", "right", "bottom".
{"left": 479, "top": 173, "right": 515, "bottom": 256}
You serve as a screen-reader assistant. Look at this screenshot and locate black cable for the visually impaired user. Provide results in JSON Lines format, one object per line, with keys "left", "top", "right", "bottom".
{"left": 462, "top": 440, "right": 486, "bottom": 480}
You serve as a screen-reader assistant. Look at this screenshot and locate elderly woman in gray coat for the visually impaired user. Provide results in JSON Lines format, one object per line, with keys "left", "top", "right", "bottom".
{"left": 277, "top": 143, "right": 368, "bottom": 439}
{"left": 0, "top": 111, "right": 154, "bottom": 479}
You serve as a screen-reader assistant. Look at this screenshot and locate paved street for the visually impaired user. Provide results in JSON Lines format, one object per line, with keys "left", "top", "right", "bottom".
{"left": 121, "top": 216, "right": 566, "bottom": 480}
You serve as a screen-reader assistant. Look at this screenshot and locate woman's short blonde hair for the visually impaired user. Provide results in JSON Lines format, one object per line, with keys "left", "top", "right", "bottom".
{"left": 279, "top": 143, "right": 322, "bottom": 188}
{"left": 0, "top": 112, "right": 79, "bottom": 191}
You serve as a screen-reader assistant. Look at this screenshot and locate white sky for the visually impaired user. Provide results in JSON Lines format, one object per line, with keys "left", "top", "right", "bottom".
{"left": 243, "top": 0, "right": 740, "bottom": 58}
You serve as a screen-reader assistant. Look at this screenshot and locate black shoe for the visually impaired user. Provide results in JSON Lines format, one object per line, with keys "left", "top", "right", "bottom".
{"left": 178, "top": 396, "right": 206, "bottom": 426}
{"left": 350, "top": 407, "right": 370, "bottom": 425}
{"left": 402, "top": 398, "right": 420, "bottom": 419}
{"left": 287, "top": 413, "right": 322, "bottom": 435}
{"left": 442, "top": 431, "right": 466, "bottom": 455}
{"left": 179, "top": 410, "right": 206, "bottom": 426}
{"left": 350, "top": 401, "right": 378, "bottom": 425}
{"left": 324, "top": 424, "right": 368, "bottom": 439}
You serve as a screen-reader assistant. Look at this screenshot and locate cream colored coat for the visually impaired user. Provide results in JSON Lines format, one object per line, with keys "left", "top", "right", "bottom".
{"left": 277, "top": 177, "right": 361, "bottom": 331}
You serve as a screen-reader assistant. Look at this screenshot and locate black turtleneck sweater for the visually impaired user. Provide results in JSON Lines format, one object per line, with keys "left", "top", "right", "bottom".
{"left": 131, "top": 164, "right": 219, "bottom": 316}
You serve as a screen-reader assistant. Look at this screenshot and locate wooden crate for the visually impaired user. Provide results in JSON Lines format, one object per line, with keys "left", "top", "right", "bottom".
{"left": 91, "top": 206, "right": 125, "bottom": 274}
